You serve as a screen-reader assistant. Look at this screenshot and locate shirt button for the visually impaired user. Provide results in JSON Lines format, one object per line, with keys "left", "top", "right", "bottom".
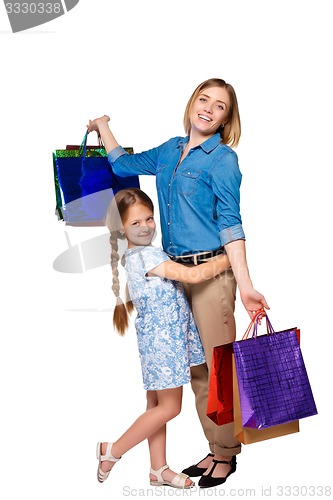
{"left": 168, "top": 222, "right": 170, "bottom": 225}
{"left": 187, "top": 172, "right": 191, "bottom": 175}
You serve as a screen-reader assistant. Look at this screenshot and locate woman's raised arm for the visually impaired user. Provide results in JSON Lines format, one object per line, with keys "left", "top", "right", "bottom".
{"left": 87, "top": 115, "right": 119, "bottom": 153}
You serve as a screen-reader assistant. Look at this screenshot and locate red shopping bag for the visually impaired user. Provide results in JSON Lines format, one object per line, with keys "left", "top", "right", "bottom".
{"left": 207, "top": 342, "right": 234, "bottom": 425}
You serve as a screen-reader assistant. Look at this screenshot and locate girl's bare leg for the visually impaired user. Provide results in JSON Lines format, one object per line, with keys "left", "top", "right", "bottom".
{"left": 145, "top": 390, "right": 192, "bottom": 486}
{"left": 146, "top": 390, "right": 167, "bottom": 468}
{"left": 100, "top": 387, "right": 182, "bottom": 474}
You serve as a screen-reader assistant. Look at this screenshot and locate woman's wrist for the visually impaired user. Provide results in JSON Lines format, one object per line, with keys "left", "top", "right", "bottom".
{"left": 95, "top": 116, "right": 110, "bottom": 132}
{"left": 237, "top": 275, "right": 253, "bottom": 291}
{"left": 87, "top": 116, "right": 118, "bottom": 153}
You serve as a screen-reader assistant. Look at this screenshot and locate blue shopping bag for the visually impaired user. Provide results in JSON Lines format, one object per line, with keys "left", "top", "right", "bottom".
{"left": 53, "top": 131, "right": 139, "bottom": 225}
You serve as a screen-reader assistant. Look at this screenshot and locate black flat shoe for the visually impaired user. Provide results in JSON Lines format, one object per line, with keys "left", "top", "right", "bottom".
{"left": 182, "top": 453, "right": 214, "bottom": 477}
{"left": 198, "top": 458, "right": 236, "bottom": 488}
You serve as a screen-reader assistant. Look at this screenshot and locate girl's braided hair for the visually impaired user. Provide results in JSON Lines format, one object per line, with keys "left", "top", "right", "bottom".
{"left": 105, "top": 188, "right": 154, "bottom": 335}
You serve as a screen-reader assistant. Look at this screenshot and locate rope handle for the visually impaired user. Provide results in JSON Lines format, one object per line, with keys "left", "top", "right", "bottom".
{"left": 79, "top": 130, "right": 103, "bottom": 157}
{"left": 242, "top": 309, "right": 274, "bottom": 340}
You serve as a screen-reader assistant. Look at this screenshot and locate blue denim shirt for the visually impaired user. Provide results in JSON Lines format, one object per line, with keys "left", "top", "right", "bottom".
{"left": 108, "top": 133, "right": 245, "bottom": 256}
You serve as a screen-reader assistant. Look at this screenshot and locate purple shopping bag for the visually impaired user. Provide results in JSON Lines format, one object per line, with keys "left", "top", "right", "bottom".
{"left": 233, "top": 312, "right": 317, "bottom": 429}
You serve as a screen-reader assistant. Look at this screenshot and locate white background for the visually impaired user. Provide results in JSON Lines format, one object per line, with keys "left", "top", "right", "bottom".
{"left": 0, "top": 1, "right": 332, "bottom": 498}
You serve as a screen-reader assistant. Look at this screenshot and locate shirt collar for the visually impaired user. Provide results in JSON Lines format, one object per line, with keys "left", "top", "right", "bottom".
{"left": 178, "top": 133, "right": 221, "bottom": 153}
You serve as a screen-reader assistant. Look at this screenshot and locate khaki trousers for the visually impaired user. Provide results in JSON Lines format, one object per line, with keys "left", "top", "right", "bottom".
{"left": 183, "top": 267, "right": 241, "bottom": 456}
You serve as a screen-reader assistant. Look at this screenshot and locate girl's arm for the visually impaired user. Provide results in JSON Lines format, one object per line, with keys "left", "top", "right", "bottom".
{"left": 87, "top": 115, "right": 119, "bottom": 153}
{"left": 225, "top": 239, "right": 269, "bottom": 317}
{"left": 149, "top": 253, "right": 230, "bottom": 284}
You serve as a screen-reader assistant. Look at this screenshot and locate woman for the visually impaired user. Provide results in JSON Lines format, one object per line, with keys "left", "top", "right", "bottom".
{"left": 88, "top": 78, "right": 269, "bottom": 488}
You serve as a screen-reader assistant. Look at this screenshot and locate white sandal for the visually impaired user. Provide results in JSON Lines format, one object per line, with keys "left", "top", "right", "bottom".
{"left": 150, "top": 464, "right": 194, "bottom": 489}
{"left": 96, "top": 442, "right": 121, "bottom": 483}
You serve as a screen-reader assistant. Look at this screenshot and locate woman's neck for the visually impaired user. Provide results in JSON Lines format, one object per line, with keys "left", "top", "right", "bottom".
{"left": 187, "top": 130, "right": 216, "bottom": 150}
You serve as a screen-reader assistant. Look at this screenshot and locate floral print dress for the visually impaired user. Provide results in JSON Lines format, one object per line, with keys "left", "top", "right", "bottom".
{"left": 124, "top": 246, "right": 205, "bottom": 391}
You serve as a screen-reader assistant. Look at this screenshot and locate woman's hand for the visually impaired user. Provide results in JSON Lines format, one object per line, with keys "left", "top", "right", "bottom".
{"left": 86, "top": 115, "right": 119, "bottom": 153}
{"left": 87, "top": 115, "right": 110, "bottom": 134}
{"left": 240, "top": 287, "right": 269, "bottom": 320}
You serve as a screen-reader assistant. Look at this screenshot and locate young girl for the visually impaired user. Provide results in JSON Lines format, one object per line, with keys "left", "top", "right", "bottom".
{"left": 96, "top": 188, "right": 231, "bottom": 488}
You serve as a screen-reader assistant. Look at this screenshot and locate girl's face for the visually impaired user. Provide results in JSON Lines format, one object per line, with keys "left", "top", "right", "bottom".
{"left": 189, "top": 86, "right": 230, "bottom": 139}
{"left": 122, "top": 203, "right": 156, "bottom": 248}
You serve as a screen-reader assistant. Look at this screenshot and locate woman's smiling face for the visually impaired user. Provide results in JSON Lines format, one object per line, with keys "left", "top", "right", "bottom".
{"left": 189, "top": 86, "right": 230, "bottom": 139}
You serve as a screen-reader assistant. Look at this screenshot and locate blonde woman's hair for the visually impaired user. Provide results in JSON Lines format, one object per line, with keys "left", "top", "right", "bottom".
{"left": 183, "top": 78, "right": 241, "bottom": 148}
{"left": 105, "top": 188, "right": 154, "bottom": 335}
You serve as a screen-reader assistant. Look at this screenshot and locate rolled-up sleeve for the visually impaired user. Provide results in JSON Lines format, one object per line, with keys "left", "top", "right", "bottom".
{"left": 219, "top": 224, "right": 246, "bottom": 246}
{"left": 108, "top": 146, "right": 127, "bottom": 163}
{"left": 211, "top": 150, "right": 246, "bottom": 245}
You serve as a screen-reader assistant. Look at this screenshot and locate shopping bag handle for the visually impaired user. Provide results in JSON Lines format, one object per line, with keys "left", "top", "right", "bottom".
{"left": 242, "top": 309, "right": 275, "bottom": 340}
{"left": 79, "top": 131, "right": 103, "bottom": 157}
{"left": 242, "top": 309, "right": 265, "bottom": 339}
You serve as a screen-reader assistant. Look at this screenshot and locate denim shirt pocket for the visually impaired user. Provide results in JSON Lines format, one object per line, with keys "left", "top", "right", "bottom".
{"left": 155, "top": 163, "right": 168, "bottom": 191}
{"left": 178, "top": 169, "right": 201, "bottom": 195}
